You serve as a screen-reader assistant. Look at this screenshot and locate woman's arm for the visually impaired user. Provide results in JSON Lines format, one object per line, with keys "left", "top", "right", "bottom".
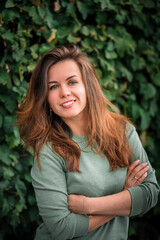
{"left": 31, "top": 144, "right": 89, "bottom": 240}
{"left": 68, "top": 159, "right": 148, "bottom": 216}
{"left": 86, "top": 190, "right": 131, "bottom": 216}
{"left": 87, "top": 159, "right": 150, "bottom": 216}
{"left": 68, "top": 125, "right": 159, "bottom": 218}
{"left": 127, "top": 125, "right": 159, "bottom": 216}
{"left": 88, "top": 215, "right": 115, "bottom": 232}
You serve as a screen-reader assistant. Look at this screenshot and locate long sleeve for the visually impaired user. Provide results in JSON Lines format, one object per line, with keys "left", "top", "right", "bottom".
{"left": 127, "top": 125, "right": 159, "bottom": 217}
{"left": 31, "top": 144, "right": 89, "bottom": 240}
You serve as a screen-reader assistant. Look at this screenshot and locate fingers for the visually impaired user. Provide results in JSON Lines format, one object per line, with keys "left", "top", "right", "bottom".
{"left": 127, "top": 160, "right": 140, "bottom": 177}
{"left": 134, "top": 164, "right": 149, "bottom": 181}
{"left": 135, "top": 172, "right": 147, "bottom": 185}
{"left": 127, "top": 160, "right": 149, "bottom": 185}
{"left": 124, "top": 160, "right": 149, "bottom": 189}
{"left": 128, "top": 161, "right": 149, "bottom": 177}
{"left": 68, "top": 194, "right": 86, "bottom": 214}
{"left": 131, "top": 162, "right": 149, "bottom": 182}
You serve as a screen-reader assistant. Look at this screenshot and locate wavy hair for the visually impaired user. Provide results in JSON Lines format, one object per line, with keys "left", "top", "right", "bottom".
{"left": 17, "top": 44, "right": 133, "bottom": 172}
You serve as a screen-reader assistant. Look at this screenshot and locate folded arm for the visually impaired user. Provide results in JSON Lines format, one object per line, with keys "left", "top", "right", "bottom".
{"left": 68, "top": 159, "right": 148, "bottom": 217}
{"left": 68, "top": 125, "right": 159, "bottom": 219}
{"left": 31, "top": 144, "right": 89, "bottom": 240}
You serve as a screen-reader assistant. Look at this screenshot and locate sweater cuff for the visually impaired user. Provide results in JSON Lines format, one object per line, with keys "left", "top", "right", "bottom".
{"left": 75, "top": 214, "right": 89, "bottom": 236}
{"left": 127, "top": 187, "right": 145, "bottom": 217}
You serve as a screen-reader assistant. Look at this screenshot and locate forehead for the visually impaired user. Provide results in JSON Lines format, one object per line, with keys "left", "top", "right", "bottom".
{"left": 48, "top": 59, "right": 81, "bottom": 81}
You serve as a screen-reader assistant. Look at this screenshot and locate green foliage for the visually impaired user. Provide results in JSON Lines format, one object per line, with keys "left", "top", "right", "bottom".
{"left": 0, "top": 0, "right": 160, "bottom": 239}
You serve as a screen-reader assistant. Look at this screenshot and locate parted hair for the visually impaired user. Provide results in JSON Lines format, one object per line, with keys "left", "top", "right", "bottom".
{"left": 17, "top": 44, "right": 133, "bottom": 172}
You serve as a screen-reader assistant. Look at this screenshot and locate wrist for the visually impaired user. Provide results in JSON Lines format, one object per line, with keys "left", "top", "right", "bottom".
{"left": 84, "top": 197, "right": 93, "bottom": 215}
{"left": 83, "top": 196, "right": 92, "bottom": 215}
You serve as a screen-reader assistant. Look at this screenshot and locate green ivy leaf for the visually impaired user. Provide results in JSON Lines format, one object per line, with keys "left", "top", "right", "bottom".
{"left": 0, "top": 145, "right": 11, "bottom": 166}
{"left": 28, "top": 6, "right": 42, "bottom": 25}
{"left": 131, "top": 102, "right": 141, "bottom": 120}
{"left": 12, "top": 49, "right": 24, "bottom": 62}
{"left": 100, "top": 72, "right": 115, "bottom": 87}
{"left": 28, "top": 195, "right": 36, "bottom": 206}
{"left": 132, "top": 14, "right": 144, "bottom": 30}
{"left": 144, "top": 0, "right": 155, "bottom": 8}
{"left": 131, "top": 57, "right": 146, "bottom": 71}
{"left": 2, "top": 9, "right": 20, "bottom": 24}
{"left": 0, "top": 72, "right": 10, "bottom": 86}
{"left": 25, "top": 173, "right": 32, "bottom": 183}
{"left": 149, "top": 100, "right": 158, "bottom": 117}
{"left": 15, "top": 201, "right": 24, "bottom": 213}
{"left": 30, "top": 44, "right": 39, "bottom": 59}
{"left": 37, "top": 5, "right": 46, "bottom": 19}
{"left": 44, "top": 6, "right": 57, "bottom": 28}
{"left": 39, "top": 44, "right": 52, "bottom": 54}
{"left": 115, "top": 37, "right": 136, "bottom": 57}
{"left": 115, "top": 10, "right": 127, "bottom": 24}
{"left": 27, "top": 61, "right": 37, "bottom": 72}
{"left": 77, "top": 1, "right": 89, "bottom": 20}
{"left": 4, "top": 115, "right": 16, "bottom": 134}
{"left": 13, "top": 75, "right": 20, "bottom": 86}
{"left": 98, "top": 57, "right": 115, "bottom": 72}
{"left": 5, "top": 97, "right": 17, "bottom": 113}
{"left": 141, "top": 83, "right": 156, "bottom": 99}
{"left": 2, "top": 166, "right": 14, "bottom": 180}
{"left": 99, "top": 0, "right": 116, "bottom": 11}
{"left": 1, "top": 198, "right": 11, "bottom": 217}
{"left": 5, "top": 0, "right": 15, "bottom": 8}
{"left": 118, "top": 63, "right": 133, "bottom": 82}
{"left": 57, "top": 26, "right": 71, "bottom": 39}
{"left": 6, "top": 134, "right": 20, "bottom": 148}
{"left": 105, "top": 50, "right": 117, "bottom": 59}
{"left": 81, "top": 26, "right": 90, "bottom": 36}
{"left": 140, "top": 109, "right": 151, "bottom": 130}
{"left": 10, "top": 214, "right": 20, "bottom": 227}
{"left": 0, "top": 180, "right": 9, "bottom": 190}
{"left": 152, "top": 72, "right": 160, "bottom": 87}
{"left": 1, "top": 31, "right": 14, "bottom": 41}
{"left": 106, "top": 41, "right": 114, "bottom": 51}
{"left": 15, "top": 178, "right": 27, "bottom": 198}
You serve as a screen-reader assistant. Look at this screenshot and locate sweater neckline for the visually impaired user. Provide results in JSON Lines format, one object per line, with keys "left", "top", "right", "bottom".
{"left": 72, "top": 132, "right": 87, "bottom": 141}
{"left": 72, "top": 133, "right": 90, "bottom": 146}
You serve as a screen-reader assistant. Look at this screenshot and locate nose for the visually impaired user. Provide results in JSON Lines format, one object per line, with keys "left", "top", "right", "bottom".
{"left": 60, "top": 85, "right": 71, "bottom": 98}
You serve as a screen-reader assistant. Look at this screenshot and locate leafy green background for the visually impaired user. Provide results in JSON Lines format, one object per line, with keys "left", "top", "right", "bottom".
{"left": 0, "top": 0, "right": 160, "bottom": 239}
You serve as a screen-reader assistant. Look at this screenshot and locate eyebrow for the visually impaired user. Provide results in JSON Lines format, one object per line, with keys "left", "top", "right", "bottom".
{"left": 49, "top": 75, "right": 78, "bottom": 84}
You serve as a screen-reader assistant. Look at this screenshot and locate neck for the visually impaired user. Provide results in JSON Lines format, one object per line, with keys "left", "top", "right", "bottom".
{"left": 62, "top": 114, "right": 88, "bottom": 137}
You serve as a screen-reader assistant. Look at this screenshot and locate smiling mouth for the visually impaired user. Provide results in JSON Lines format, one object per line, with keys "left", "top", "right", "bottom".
{"left": 61, "top": 100, "right": 75, "bottom": 107}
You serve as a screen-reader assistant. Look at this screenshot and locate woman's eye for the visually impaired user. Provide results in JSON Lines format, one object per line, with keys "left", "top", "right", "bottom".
{"left": 69, "top": 81, "right": 77, "bottom": 86}
{"left": 50, "top": 85, "right": 58, "bottom": 90}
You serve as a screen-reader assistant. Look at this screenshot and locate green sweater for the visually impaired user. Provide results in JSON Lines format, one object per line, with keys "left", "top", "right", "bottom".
{"left": 31, "top": 124, "right": 159, "bottom": 240}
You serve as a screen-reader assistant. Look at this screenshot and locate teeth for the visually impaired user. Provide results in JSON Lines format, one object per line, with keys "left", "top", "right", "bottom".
{"left": 61, "top": 101, "right": 74, "bottom": 106}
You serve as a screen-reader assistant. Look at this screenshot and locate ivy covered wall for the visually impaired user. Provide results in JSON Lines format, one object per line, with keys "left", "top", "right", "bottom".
{"left": 0, "top": 0, "right": 160, "bottom": 239}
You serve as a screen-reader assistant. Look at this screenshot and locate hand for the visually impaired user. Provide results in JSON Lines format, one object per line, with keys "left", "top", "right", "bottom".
{"left": 68, "top": 194, "right": 89, "bottom": 214}
{"left": 124, "top": 160, "right": 149, "bottom": 190}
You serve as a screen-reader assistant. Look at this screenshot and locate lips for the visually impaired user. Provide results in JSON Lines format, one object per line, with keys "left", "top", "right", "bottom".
{"left": 60, "top": 100, "right": 76, "bottom": 107}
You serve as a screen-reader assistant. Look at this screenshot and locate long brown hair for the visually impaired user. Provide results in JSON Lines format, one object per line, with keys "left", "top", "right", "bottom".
{"left": 17, "top": 44, "right": 133, "bottom": 172}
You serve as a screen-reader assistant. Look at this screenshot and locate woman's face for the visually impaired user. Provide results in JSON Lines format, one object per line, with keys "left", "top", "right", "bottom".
{"left": 48, "top": 59, "right": 87, "bottom": 124}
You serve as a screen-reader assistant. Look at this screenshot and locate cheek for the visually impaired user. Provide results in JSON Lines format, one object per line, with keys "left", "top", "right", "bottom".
{"left": 48, "top": 93, "right": 56, "bottom": 108}
{"left": 78, "top": 87, "right": 87, "bottom": 102}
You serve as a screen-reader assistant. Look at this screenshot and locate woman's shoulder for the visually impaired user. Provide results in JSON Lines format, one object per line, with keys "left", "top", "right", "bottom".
{"left": 126, "top": 122, "right": 144, "bottom": 154}
{"left": 33, "top": 143, "right": 67, "bottom": 172}
{"left": 126, "top": 122, "right": 136, "bottom": 137}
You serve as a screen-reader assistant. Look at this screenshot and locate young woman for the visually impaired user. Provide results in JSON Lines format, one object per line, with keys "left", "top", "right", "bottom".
{"left": 17, "top": 45, "right": 159, "bottom": 240}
